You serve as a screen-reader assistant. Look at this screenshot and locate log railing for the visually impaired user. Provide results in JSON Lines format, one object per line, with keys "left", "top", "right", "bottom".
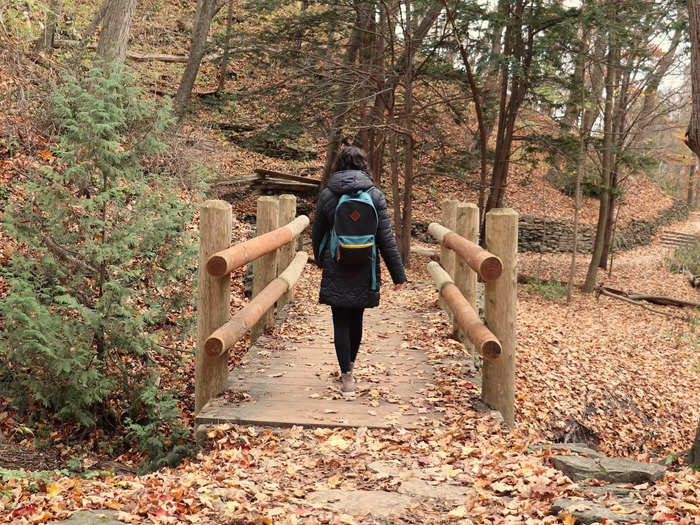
{"left": 196, "top": 196, "right": 309, "bottom": 414}
{"left": 428, "top": 201, "right": 518, "bottom": 426}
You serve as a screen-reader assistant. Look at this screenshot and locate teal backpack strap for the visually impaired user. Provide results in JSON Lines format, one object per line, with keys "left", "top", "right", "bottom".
{"left": 371, "top": 245, "right": 377, "bottom": 290}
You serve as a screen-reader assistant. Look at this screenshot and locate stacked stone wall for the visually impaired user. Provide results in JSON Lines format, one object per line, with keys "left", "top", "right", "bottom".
{"left": 414, "top": 200, "right": 689, "bottom": 254}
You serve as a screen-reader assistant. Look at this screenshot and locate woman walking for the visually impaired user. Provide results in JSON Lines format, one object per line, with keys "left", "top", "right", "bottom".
{"left": 312, "top": 146, "right": 407, "bottom": 398}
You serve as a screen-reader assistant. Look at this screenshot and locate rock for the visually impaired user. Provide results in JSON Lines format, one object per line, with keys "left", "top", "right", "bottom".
{"left": 307, "top": 489, "right": 413, "bottom": 519}
{"left": 552, "top": 456, "right": 604, "bottom": 482}
{"left": 581, "top": 484, "right": 638, "bottom": 498}
{"left": 551, "top": 498, "right": 650, "bottom": 524}
{"left": 398, "top": 478, "right": 469, "bottom": 502}
{"left": 366, "top": 460, "right": 403, "bottom": 478}
{"left": 549, "top": 443, "right": 604, "bottom": 458}
{"left": 51, "top": 511, "right": 125, "bottom": 525}
{"left": 597, "top": 457, "right": 666, "bottom": 484}
{"left": 552, "top": 455, "right": 665, "bottom": 483}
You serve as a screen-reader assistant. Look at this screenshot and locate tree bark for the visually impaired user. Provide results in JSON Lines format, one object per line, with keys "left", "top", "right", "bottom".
{"left": 96, "top": 0, "right": 138, "bottom": 65}
{"left": 484, "top": 0, "right": 533, "bottom": 215}
{"left": 321, "top": 2, "right": 442, "bottom": 187}
{"left": 583, "top": 3, "right": 618, "bottom": 293}
{"left": 441, "top": 0, "right": 489, "bottom": 218}
{"left": 600, "top": 53, "right": 630, "bottom": 269}
{"left": 175, "top": 0, "right": 219, "bottom": 114}
{"left": 321, "top": 3, "right": 366, "bottom": 187}
{"left": 40, "top": 0, "right": 62, "bottom": 55}
{"left": 389, "top": 126, "right": 402, "bottom": 239}
{"left": 689, "top": 163, "right": 697, "bottom": 207}
{"left": 690, "top": 420, "right": 700, "bottom": 467}
{"left": 367, "top": 4, "right": 387, "bottom": 183}
{"left": 567, "top": 5, "right": 589, "bottom": 302}
{"left": 216, "top": 0, "right": 235, "bottom": 93}
{"left": 399, "top": 0, "right": 414, "bottom": 265}
{"left": 687, "top": 0, "right": 700, "bottom": 158}
{"left": 687, "top": 0, "right": 700, "bottom": 466}
{"left": 82, "top": 0, "right": 109, "bottom": 42}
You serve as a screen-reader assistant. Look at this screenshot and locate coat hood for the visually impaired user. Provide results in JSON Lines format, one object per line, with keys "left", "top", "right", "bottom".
{"left": 327, "top": 170, "right": 373, "bottom": 194}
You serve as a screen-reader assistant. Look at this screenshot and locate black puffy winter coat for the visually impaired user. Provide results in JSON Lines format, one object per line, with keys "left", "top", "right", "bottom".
{"left": 311, "top": 170, "right": 407, "bottom": 308}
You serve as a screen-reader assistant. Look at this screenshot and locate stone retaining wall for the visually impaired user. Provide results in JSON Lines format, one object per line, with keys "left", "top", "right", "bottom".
{"left": 414, "top": 199, "right": 689, "bottom": 254}
{"left": 518, "top": 199, "right": 688, "bottom": 253}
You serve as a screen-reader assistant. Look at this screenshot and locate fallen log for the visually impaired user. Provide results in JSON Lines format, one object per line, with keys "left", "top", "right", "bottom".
{"left": 211, "top": 175, "right": 261, "bottom": 187}
{"left": 598, "top": 286, "right": 700, "bottom": 309}
{"left": 206, "top": 252, "right": 308, "bottom": 355}
{"left": 52, "top": 40, "right": 223, "bottom": 63}
{"left": 207, "top": 215, "right": 309, "bottom": 277}
{"left": 256, "top": 181, "right": 318, "bottom": 193}
{"left": 427, "top": 261, "right": 501, "bottom": 359}
{"left": 596, "top": 288, "right": 695, "bottom": 321}
{"left": 255, "top": 168, "right": 321, "bottom": 186}
{"left": 411, "top": 246, "right": 439, "bottom": 258}
{"left": 428, "top": 223, "right": 502, "bottom": 281}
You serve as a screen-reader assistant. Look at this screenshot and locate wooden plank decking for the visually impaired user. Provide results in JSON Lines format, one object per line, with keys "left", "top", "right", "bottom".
{"left": 196, "top": 306, "right": 441, "bottom": 429}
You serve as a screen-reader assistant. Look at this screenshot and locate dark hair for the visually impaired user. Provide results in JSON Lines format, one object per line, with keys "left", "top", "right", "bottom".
{"left": 333, "top": 145, "right": 370, "bottom": 174}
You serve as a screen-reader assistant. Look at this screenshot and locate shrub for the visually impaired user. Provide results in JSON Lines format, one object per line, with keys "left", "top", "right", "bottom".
{"left": 526, "top": 279, "right": 568, "bottom": 300}
{"left": 668, "top": 240, "right": 700, "bottom": 276}
{"left": 0, "top": 66, "right": 197, "bottom": 467}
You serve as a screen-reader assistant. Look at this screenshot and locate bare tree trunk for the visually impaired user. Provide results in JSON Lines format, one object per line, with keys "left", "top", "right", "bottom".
{"left": 40, "top": 0, "right": 62, "bottom": 54}
{"left": 567, "top": 6, "right": 589, "bottom": 303}
{"left": 690, "top": 420, "right": 700, "bottom": 467}
{"left": 583, "top": 6, "right": 618, "bottom": 292}
{"left": 484, "top": 0, "right": 533, "bottom": 215}
{"left": 600, "top": 167, "right": 618, "bottom": 270}
{"left": 175, "top": 0, "right": 219, "bottom": 114}
{"left": 321, "top": 3, "right": 365, "bottom": 187}
{"left": 685, "top": 0, "right": 700, "bottom": 467}
{"left": 82, "top": 0, "right": 110, "bottom": 42}
{"left": 322, "top": 2, "right": 442, "bottom": 188}
{"left": 96, "top": 0, "right": 137, "bottom": 65}
{"left": 441, "top": 0, "right": 489, "bottom": 218}
{"left": 399, "top": 0, "right": 413, "bottom": 266}
{"left": 367, "top": 4, "right": 387, "bottom": 184}
{"left": 390, "top": 127, "right": 402, "bottom": 238}
{"left": 686, "top": 0, "right": 700, "bottom": 158}
{"left": 475, "top": 0, "right": 507, "bottom": 154}
{"left": 600, "top": 62, "right": 629, "bottom": 269}
{"left": 688, "top": 163, "right": 697, "bottom": 207}
{"left": 216, "top": 0, "right": 235, "bottom": 93}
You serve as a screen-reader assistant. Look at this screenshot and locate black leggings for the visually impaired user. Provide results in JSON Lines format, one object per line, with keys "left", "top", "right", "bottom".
{"left": 331, "top": 307, "right": 365, "bottom": 374}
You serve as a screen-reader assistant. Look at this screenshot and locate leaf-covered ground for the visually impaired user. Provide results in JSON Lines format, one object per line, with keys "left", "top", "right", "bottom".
{"left": 2, "top": 216, "right": 699, "bottom": 523}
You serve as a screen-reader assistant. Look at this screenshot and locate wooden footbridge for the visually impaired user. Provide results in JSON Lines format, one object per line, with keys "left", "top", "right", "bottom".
{"left": 195, "top": 197, "right": 517, "bottom": 432}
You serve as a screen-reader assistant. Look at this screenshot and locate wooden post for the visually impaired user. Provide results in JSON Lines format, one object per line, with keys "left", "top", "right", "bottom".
{"left": 483, "top": 208, "right": 518, "bottom": 427}
{"left": 454, "top": 203, "right": 479, "bottom": 343}
{"left": 277, "top": 194, "right": 297, "bottom": 308}
{"left": 195, "top": 200, "right": 232, "bottom": 415}
{"left": 251, "top": 196, "right": 279, "bottom": 342}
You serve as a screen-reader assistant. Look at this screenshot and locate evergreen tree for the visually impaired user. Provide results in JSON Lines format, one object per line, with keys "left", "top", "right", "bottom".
{"left": 0, "top": 67, "right": 196, "bottom": 467}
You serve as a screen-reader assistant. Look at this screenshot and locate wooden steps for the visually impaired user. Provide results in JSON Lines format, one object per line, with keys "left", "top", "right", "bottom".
{"left": 659, "top": 231, "right": 699, "bottom": 248}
